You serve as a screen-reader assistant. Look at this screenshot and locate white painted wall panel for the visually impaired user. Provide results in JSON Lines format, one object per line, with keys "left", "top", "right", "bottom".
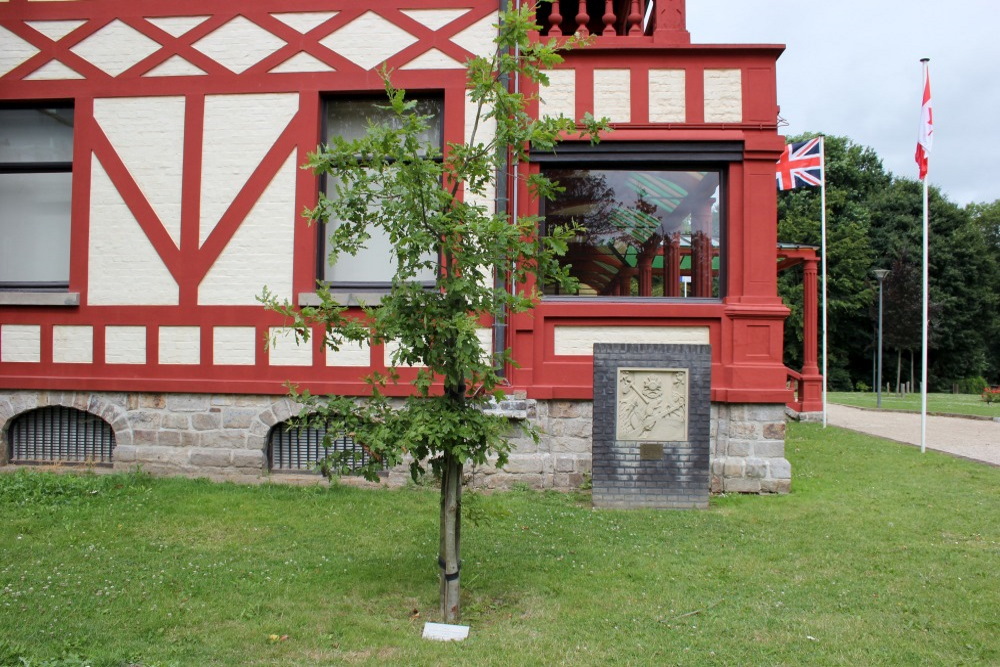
{"left": 70, "top": 19, "right": 160, "bottom": 77}
{"left": 200, "top": 93, "right": 298, "bottom": 245}
{"left": 191, "top": 16, "right": 285, "bottom": 74}
{"left": 268, "top": 327, "right": 313, "bottom": 366}
{"left": 326, "top": 340, "right": 371, "bottom": 367}
{"left": 52, "top": 325, "right": 93, "bottom": 364}
{"left": 450, "top": 13, "right": 496, "bottom": 57}
{"left": 0, "top": 26, "right": 40, "bottom": 77}
{"left": 94, "top": 96, "right": 185, "bottom": 246}
{"left": 400, "top": 9, "right": 469, "bottom": 31}
{"left": 213, "top": 326, "right": 257, "bottom": 366}
{"left": 320, "top": 12, "right": 417, "bottom": 70}
{"left": 0, "top": 325, "right": 41, "bottom": 363}
{"left": 88, "top": 157, "right": 179, "bottom": 305}
{"left": 159, "top": 326, "right": 201, "bottom": 365}
{"left": 198, "top": 151, "right": 297, "bottom": 305}
{"left": 105, "top": 326, "right": 146, "bottom": 364}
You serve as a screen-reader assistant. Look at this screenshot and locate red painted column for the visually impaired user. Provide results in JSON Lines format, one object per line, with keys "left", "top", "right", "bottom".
{"left": 801, "top": 257, "right": 819, "bottom": 375}
{"left": 798, "top": 256, "right": 823, "bottom": 411}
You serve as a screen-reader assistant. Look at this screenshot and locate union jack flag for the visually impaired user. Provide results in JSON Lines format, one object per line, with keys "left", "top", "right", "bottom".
{"left": 776, "top": 137, "right": 824, "bottom": 190}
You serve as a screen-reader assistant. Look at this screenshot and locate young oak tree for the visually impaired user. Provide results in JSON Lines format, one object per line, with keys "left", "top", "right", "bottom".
{"left": 263, "top": 3, "right": 607, "bottom": 623}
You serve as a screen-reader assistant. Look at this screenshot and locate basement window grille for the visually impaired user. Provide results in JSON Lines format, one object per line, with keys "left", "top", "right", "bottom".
{"left": 267, "top": 422, "right": 381, "bottom": 474}
{"left": 8, "top": 406, "right": 115, "bottom": 464}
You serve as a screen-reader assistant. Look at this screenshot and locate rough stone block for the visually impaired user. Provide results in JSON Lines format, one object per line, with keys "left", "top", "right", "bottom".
{"left": 767, "top": 458, "right": 792, "bottom": 480}
{"left": 192, "top": 413, "right": 222, "bottom": 431}
{"left": 724, "top": 477, "right": 761, "bottom": 494}
{"left": 222, "top": 408, "right": 259, "bottom": 429}
{"left": 139, "top": 394, "right": 166, "bottom": 409}
{"left": 763, "top": 422, "right": 786, "bottom": 439}
{"left": 189, "top": 448, "right": 233, "bottom": 467}
{"left": 113, "top": 445, "right": 138, "bottom": 462}
{"left": 761, "top": 478, "right": 791, "bottom": 494}
{"left": 162, "top": 413, "right": 190, "bottom": 430}
{"left": 729, "top": 421, "right": 759, "bottom": 440}
{"left": 723, "top": 458, "right": 744, "bottom": 477}
{"left": 744, "top": 457, "right": 767, "bottom": 479}
{"left": 554, "top": 456, "right": 576, "bottom": 473}
{"left": 167, "top": 394, "right": 212, "bottom": 412}
{"left": 727, "top": 440, "right": 752, "bottom": 457}
{"left": 233, "top": 450, "right": 265, "bottom": 471}
{"left": 754, "top": 440, "right": 786, "bottom": 458}
{"left": 504, "top": 455, "right": 544, "bottom": 474}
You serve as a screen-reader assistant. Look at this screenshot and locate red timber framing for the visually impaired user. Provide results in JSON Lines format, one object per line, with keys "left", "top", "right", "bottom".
{"left": 0, "top": 0, "right": 809, "bottom": 411}
{"left": 507, "top": 18, "right": 794, "bottom": 405}
{"left": 0, "top": 0, "right": 496, "bottom": 396}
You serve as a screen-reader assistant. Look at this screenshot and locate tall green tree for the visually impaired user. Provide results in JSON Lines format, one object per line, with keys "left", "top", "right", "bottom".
{"left": 263, "top": 3, "right": 606, "bottom": 623}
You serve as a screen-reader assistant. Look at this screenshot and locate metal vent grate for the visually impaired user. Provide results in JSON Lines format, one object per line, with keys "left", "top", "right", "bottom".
{"left": 9, "top": 406, "right": 116, "bottom": 464}
{"left": 267, "top": 422, "right": 379, "bottom": 474}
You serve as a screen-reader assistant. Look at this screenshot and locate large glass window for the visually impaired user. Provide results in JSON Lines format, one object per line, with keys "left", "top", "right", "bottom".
{"left": 542, "top": 167, "right": 722, "bottom": 298}
{"left": 0, "top": 106, "right": 74, "bottom": 288}
{"left": 320, "top": 96, "right": 443, "bottom": 288}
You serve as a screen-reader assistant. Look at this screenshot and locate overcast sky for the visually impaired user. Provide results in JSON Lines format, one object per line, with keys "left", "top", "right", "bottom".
{"left": 687, "top": 1, "right": 999, "bottom": 206}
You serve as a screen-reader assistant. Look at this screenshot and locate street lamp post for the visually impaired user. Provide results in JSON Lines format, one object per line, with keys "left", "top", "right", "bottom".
{"left": 874, "top": 269, "right": 890, "bottom": 408}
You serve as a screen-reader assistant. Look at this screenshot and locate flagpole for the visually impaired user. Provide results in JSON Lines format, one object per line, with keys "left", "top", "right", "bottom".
{"left": 820, "top": 136, "right": 828, "bottom": 428}
{"left": 919, "top": 58, "right": 930, "bottom": 454}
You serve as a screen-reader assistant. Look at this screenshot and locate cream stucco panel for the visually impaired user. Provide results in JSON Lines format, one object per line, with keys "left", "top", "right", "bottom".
{"left": 553, "top": 326, "right": 710, "bottom": 356}
{"left": 649, "top": 69, "right": 686, "bottom": 123}
{"left": 704, "top": 69, "right": 743, "bottom": 123}
{"left": 538, "top": 69, "right": 576, "bottom": 120}
{"left": 593, "top": 69, "right": 631, "bottom": 123}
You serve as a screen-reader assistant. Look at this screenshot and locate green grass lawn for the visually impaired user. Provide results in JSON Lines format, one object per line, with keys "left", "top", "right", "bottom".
{"left": 828, "top": 390, "right": 1000, "bottom": 417}
{"left": 1, "top": 423, "right": 998, "bottom": 666}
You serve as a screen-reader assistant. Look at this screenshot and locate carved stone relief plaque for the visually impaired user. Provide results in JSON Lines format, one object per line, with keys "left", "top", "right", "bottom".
{"left": 616, "top": 368, "right": 688, "bottom": 442}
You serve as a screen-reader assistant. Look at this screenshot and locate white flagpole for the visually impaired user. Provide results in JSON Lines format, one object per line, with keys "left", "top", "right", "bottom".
{"left": 820, "top": 136, "right": 828, "bottom": 427}
{"left": 919, "top": 58, "right": 930, "bottom": 454}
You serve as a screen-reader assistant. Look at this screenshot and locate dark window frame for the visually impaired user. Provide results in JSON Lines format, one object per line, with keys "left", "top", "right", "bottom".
{"left": 533, "top": 142, "right": 737, "bottom": 301}
{"left": 316, "top": 93, "right": 445, "bottom": 291}
{"left": 0, "top": 101, "right": 75, "bottom": 291}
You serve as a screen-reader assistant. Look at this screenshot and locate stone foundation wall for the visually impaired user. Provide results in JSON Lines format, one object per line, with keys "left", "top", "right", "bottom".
{"left": 0, "top": 390, "right": 791, "bottom": 493}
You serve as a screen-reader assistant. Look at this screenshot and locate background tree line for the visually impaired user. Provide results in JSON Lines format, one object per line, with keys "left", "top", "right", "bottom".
{"left": 778, "top": 134, "right": 1000, "bottom": 392}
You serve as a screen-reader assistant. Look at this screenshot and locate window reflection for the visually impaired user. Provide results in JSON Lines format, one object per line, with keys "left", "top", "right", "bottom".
{"left": 542, "top": 168, "right": 722, "bottom": 298}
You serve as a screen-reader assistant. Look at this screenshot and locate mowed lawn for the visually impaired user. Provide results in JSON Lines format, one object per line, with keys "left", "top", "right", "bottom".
{"left": 1, "top": 422, "right": 997, "bottom": 666}
{"left": 828, "top": 390, "right": 1000, "bottom": 418}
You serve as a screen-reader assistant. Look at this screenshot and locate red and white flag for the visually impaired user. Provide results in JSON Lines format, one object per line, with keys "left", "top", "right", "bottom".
{"left": 915, "top": 62, "right": 933, "bottom": 180}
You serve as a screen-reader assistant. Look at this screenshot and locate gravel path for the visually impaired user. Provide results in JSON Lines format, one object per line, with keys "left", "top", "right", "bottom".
{"left": 824, "top": 403, "right": 1000, "bottom": 466}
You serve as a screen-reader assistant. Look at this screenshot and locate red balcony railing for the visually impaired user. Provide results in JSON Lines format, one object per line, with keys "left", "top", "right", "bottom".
{"left": 537, "top": 0, "right": 688, "bottom": 41}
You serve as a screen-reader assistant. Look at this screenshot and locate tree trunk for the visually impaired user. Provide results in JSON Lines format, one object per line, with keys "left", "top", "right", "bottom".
{"left": 439, "top": 450, "right": 462, "bottom": 622}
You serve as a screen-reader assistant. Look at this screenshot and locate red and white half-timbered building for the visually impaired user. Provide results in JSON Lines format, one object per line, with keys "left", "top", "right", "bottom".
{"left": 0, "top": 0, "right": 819, "bottom": 493}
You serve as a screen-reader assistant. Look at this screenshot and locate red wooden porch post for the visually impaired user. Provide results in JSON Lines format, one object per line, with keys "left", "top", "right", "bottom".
{"left": 799, "top": 256, "right": 823, "bottom": 411}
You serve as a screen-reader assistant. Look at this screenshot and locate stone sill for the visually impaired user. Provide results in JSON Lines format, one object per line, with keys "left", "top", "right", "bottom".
{"left": 0, "top": 291, "right": 80, "bottom": 307}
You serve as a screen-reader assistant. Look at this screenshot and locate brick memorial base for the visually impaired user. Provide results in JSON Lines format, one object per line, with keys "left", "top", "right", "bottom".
{"left": 591, "top": 343, "right": 711, "bottom": 509}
